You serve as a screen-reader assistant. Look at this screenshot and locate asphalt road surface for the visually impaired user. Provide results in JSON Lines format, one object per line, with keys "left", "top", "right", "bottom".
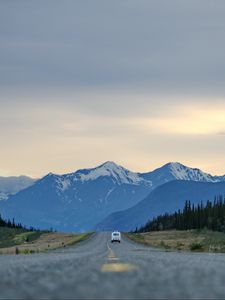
{"left": 1, "top": 232, "right": 225, "bottom": 299}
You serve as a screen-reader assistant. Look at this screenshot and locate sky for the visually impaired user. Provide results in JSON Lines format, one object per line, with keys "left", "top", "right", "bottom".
{"left": 1, "top": 0, "right": 225, "bottom": 177}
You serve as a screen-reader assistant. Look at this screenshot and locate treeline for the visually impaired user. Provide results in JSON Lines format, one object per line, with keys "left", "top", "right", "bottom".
{"left": 138, "top": 195, "right": 225, "bottom": 233}
{"left": 0, "top": 213, "right": 38, "bottom": 231}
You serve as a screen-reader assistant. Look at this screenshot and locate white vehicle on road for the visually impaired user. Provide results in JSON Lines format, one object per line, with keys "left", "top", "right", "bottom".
{"left": 111, "top": 231, "right": 121, "bottom": 243}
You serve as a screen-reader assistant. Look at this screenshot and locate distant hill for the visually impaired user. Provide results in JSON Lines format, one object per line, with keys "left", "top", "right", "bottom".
{"left": 96, "top": 180, "right": 225, "bottom": 232}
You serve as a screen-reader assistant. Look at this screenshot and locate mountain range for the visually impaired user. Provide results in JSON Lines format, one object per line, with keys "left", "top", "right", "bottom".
{"left": 0, "top": 161, "right": 225, "bottom": 232}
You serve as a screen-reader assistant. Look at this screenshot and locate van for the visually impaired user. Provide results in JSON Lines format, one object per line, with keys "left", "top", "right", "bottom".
{"left": 111, "top": 231, "right": 121, "bottom": 243}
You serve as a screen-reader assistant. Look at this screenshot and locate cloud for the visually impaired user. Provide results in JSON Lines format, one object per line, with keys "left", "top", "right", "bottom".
{"left": 0, "top": 0, "right": 225, "bottom": 95}
{"left": 1, "top": 1, "right": 225, "bottom": 176}
{"left": 133, "top": 103, "right": 225, "bottom": 135}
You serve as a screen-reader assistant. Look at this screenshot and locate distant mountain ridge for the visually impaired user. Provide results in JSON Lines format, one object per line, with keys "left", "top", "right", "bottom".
{"left": 0, "top": 176, "right": 36, "bottom": 201}
{"left": 141, "top": 162, "right": 225, "bottom": 185}
{"left": 54, "top": 161, "right": 152, "bottom": 190}
{"left": 0, "top": 161, "right": 224, "bottom": 232}
{"left": 0, "top": 162, "right": 152, "bottom": 231}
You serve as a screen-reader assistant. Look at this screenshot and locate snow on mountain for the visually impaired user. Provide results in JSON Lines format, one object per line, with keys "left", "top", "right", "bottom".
{"left": 52, "top": 161, "right": 152, "bottom": 195}
{"left": 55, "top": 177, "right": 71, "bottom": 192}
{"left": 168, "top": 162, "right": 217, "bottom": 182}
{"left": 74, "top": 161, "right": 152, "bottom": 186}
{"left": 0, "top": 192, "right": 8, "bottom": 201}
{"left": 141, "top": 162, "right": 225, "bottom": 186}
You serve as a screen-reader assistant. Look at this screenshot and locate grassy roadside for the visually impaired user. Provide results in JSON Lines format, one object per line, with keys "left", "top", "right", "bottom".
{"left": 0, "top": 227, "right": 43, "bottom": 248}
{"left": 125, "top": 229, "right": 225, "bottom": 253}
{"left": 0, "top": 227, "right": 93, "bottom": 254}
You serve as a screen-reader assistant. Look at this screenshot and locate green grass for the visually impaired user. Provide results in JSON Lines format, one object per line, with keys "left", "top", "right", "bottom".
{"left": 0, "top": 227, "right": 94, "bottom": 255}
{"left": 126, "top": 229, "right": 225, "bottom": 253}
{"left": 200, "top": 230, "right": 225, "bottom": 252}
{"left": 190, "top": 242, "right": 203, "bottom": 251}
{"left": 13, "top": 231, "right": 42, "bottom": 244}
{"left": 0, "top": 227, "right": 42, "bottom": 248}
{"left": 130, "top": 233, "right": 145, "bottom": 242}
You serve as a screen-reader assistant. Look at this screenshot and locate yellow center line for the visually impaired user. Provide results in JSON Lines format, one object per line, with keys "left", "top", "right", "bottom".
{"left": 101, "top": 263, "right": 138, "bottom": 273}
{"left": 107, "top": 242, "right": 117, "bottom": 258}
{"left": 102, "top": 241, "right": 138, "bottom": 273}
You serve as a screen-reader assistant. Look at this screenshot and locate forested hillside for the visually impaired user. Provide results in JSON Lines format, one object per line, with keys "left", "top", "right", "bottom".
{"left": 138, "top": 196, "right": 225, "bottom": 233}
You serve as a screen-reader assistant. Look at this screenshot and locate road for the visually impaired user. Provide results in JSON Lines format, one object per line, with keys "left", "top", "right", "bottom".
{"left": 1, "top": 232, "right": 225, "bottom": 299}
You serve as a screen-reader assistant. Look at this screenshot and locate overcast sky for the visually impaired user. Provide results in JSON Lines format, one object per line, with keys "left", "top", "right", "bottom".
{"left": 1, "top": 0, "right": 225, "bottom": 177}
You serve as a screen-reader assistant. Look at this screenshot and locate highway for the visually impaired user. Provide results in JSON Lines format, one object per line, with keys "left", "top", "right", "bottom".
{"left": 1, "top": 232, "right": 225, "bottom": 299}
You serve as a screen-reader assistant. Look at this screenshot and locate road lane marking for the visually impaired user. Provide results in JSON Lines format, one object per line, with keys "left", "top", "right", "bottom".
{"left": 101, "top": 242, "right": 138, "bottom": 273}
{"left": 101, "top": 263, "right": 138, "bottom": 273}
{"left": 107, "top": 242, "right": 113, "bottom": 251}
{"left": 107, "top": 257, "right": 119, "bottom": 261}
{"left": 107, "top": 242, "right": 117, "bottom": 259}
{"left": 102, "top": 241, "right": 138, "bottom": 272}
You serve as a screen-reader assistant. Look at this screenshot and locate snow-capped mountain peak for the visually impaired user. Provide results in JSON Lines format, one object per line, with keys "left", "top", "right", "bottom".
{"left": 75, "top": 161, "right": 152, "bottom": 186}
{"left": 166, "top": 162, "right": 217, "bottom": 182}
{"left": 141, "top": 161, "right": 225, "bottom": 187}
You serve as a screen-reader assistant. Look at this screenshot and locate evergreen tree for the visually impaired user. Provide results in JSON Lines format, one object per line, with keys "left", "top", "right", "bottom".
{"left": 137, "top": 195, "right": 225, "bottom": 233}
